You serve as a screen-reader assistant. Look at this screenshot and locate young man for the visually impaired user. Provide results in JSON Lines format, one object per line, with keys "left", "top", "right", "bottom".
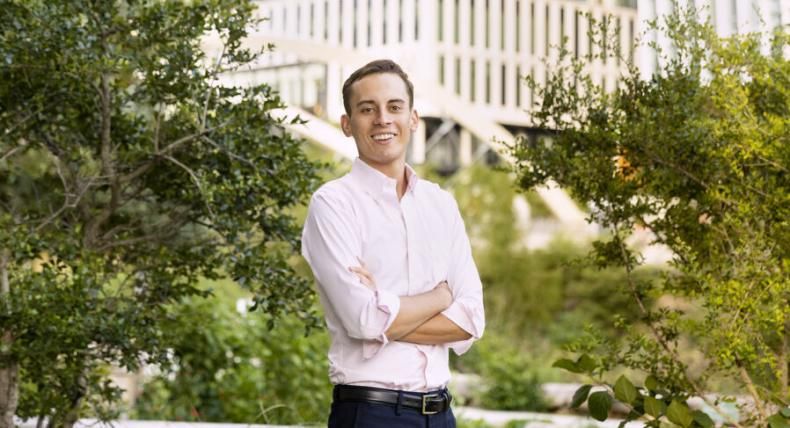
{"left": 301, "top": 59, "right": 485, "bottom": 427}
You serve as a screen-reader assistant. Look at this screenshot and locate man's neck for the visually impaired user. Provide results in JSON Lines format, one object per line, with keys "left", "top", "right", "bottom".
{"left": 360, "top": 157, "right": 408, "bottom": 199}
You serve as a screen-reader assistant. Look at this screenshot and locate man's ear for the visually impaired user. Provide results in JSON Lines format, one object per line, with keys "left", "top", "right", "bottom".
{"left": 340, "top": 114, "right": 352, "bottom": 137}
{"left": 409, "top": 109, "right": 419, "bottom": 132}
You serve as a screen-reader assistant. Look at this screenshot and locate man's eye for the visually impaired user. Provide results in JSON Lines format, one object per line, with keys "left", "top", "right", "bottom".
{"left": 390, "top": 105, "right": 401, "bottom": 112}
{"left": 360, "top": 107, "right": 373, "bottom": 113}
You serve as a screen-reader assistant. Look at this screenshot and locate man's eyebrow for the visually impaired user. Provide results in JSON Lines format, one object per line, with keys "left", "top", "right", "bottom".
{"left": 354, "top": 98, "right": 406, "bottom": 108}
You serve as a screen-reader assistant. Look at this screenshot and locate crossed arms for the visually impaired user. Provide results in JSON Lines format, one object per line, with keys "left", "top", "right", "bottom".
{"left": 301, "top": 192, "right": 485, "bottom": 354}
{"left": 349, "top": 264, "right": 472, "bottom": 345}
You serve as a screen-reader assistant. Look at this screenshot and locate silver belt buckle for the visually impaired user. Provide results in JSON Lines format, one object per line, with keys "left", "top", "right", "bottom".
{"left": 421, "top": 393, "right": 440, "bottom": 415}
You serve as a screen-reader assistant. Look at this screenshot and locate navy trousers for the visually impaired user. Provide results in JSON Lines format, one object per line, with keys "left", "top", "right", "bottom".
{"left": 328, "top": 399, "right": 457, "bottom": 428}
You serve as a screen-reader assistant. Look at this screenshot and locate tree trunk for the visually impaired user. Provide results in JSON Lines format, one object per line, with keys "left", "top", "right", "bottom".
{"left": 0, "top": 251, "right": 19, "bottom": 428}
{"left": 782, "top": 321, "right": 789, "bottom": 401}
{"left": 0, "top": 361, "right": 19, "bottom": 428}
{"left": 61, "top": 368, "right": 87, "bottom": 428}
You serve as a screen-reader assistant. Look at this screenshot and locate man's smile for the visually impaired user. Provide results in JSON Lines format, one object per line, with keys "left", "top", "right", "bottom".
{"left": 371, "top": 132, "right": 396, "bottom": 143}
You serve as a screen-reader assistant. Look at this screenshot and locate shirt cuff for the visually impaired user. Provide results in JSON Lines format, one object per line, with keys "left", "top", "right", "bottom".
{"left": 361, "top": 288, "right": 400, "bottom": 359}
{"left": 442, "top": 300, "right": 484, "bottom": 355}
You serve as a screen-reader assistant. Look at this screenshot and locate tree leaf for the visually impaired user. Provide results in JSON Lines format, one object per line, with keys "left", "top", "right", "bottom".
{"left": 644, "top": 375, "right": 659, "bottom": 391}
{"left": 644, "top": 396, "right": 665, "bottom": 418}
{"left": 666, "top": 400, "right": 693, "bottom": 428}
{"left": 588, "top": 391, "right": 613, "bottom": 421}
{"left": 692, "top": 410, "right": 715, "bottom": 428}
{"left": 577, "top": 353, "right": 597, "bottom": 373}
{"left": 781, "top": 407, "right": 790, "bottom": 418}
{"left": 571, "top": 384, "right": 593, "bottom": 408}
{"left": 768, "top": 414, "right": 790, "bottom": 428}
{"left": 614, "top": 375, "right": 638, "bottom": 405}
{"left": 552, "top": 358, "right": 582, "bottom": 373}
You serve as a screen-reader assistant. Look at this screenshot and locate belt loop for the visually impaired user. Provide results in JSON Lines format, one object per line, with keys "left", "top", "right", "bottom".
{"left": 395, "top": 390, "right": 403, "bottom": 416}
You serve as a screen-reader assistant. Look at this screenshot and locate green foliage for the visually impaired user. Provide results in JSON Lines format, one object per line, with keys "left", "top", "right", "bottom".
{"left": 514, "top": 3, "right": 788, "bottom": 426}
{"left": 440, "top": 164, "right": 657, "bottom": 350}
{"left": 587, "top": 390, "right": 613, "bottom": 421}
{"left": 431, "top": 163, "right": 663, "bottom": 413}
{"left": 768, "top": 412, "right": 790, "bottom": 428}
{"left": 456, "top": 417, "right": 496, "bottom": 428}
{"left": 571, "top": 384, "right": 593, "bottom": 408}
{"left": 614, "top": 375, "right": 638, "bottom": 405}
{"left": 132, "top": 279, "right": 331, "bottom": 425}
{"left": 0, "top": 0, "right": 321, "bottom": 423}
{"left": 455, "top": 334, "right": 549, "bottom": 412}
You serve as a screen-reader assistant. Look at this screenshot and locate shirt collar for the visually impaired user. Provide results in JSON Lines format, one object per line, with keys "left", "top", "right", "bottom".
{"left": 350, "top": 158, "right": 420, "bottom": 197}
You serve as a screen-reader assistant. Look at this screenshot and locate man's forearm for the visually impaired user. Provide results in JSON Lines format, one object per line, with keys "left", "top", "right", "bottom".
{"left": 385, "top": 287, "right": 452, "bottom": 341}
{"left": 397, "top": 314, "right": 472, "bottom": 345}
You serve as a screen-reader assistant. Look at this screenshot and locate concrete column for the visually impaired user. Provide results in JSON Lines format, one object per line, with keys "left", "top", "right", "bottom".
{"left": 341, "top": 0, "right": 353, "bottom": 48}
{"left": 326, "top": 62, "right": 345, "bottom": 122}
{"left": 417, "top": 0, "right": 438, "bottom": 85}
{"left": 411, "top": 119, "right": 427, "bottom": 164}
{"left": 714, "top": 0, "right": 735, "bottom": 37}
{"left": 403, "top": 0, "right": 417, "bottom": 43}
{"left": 370, "top": 0, "right": 383, "bottom": 46}
{"left": 355, "top": 0, "right": 369, "bottom": 47}
{"left": 735, "top": 0, "right": 755, "bottom": 33}
{"left": 637, "top": 0, "right": 657, "bottom": 80}
{"left": 315, "top": 0, "right": 326, "bottom": 41}
{"left": 327, "top": 0, "right": 340, "bottom": 45}
{"left": 459, "top": 128, "right": 473, "bottom": 166}
{"left": 385, "top": 0, "right": 399, "bottom": 45}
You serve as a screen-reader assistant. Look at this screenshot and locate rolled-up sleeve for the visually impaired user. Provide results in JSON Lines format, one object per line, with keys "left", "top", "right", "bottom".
{"left": 302, "top": 192, "right": 400, "bottom": 352}
{"left": 441, "top": 197, "right": 485, "bottom": 355}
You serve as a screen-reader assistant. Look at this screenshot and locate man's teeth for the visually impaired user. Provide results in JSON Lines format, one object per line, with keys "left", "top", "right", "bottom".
{"left": 372, "top": 133, "right": 394, "bottom": 140}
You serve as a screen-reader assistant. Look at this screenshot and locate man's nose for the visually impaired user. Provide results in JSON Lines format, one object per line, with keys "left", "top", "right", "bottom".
{"left": 373, "top": 110, "right": 392, "bottom": 125}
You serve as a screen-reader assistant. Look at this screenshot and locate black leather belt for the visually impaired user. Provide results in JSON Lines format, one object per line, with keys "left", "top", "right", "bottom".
{"left": 333, "top": 385, "right": 453, "bottom": 415}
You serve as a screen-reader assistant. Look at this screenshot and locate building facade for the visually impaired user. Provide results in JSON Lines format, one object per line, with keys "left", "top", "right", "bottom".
{"left": 206, "top": 0, "right": 788, "bottom": 236}
{"left": 637, "top": 0, "right": 789, "bottom": 78}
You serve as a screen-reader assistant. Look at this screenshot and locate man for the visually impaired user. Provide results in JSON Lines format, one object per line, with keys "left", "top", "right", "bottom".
{"left": 301, "top": 59, "right": 485, "bottom": 427}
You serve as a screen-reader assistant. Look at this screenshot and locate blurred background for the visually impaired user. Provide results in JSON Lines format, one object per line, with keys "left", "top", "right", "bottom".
{"left": 2, "top": 0, "right": 787, "bottom": 427}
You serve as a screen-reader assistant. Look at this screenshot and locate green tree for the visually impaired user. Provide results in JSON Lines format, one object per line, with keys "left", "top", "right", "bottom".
{"left": 132, "top": 279, "right": 332, "bottom": 425}
{"left": 513, "top": 5, "right": 789, "bottom": 428}
{"left": 0, "top": 1, "right": 320, "bottom": 426}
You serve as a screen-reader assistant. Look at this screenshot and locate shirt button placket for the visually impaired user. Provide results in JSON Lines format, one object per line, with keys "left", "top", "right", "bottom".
{"left": 401, "top": 195, "right": 419, "bottom": 296}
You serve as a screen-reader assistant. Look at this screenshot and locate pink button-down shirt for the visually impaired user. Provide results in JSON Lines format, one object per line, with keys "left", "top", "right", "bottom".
{"left": 301, "top": 158, "right": 485, "bottom": 392}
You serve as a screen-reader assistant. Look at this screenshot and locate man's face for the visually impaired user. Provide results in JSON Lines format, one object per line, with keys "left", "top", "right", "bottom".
{"left": 341, "top": 73, "right": 418, "bottom": 172}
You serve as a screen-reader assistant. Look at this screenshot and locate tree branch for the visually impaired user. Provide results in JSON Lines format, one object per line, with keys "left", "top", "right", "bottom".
{"left": 36, "top": 172, "right": 98, "bottom": 233}
{"left": 613, "top": 224, "right": 744, "bottom": 428}
{"left": 0, "top": 146, "right": 24, "bottom": 163}
{"left": 94, "top": 216, "right": 192, "bottom": 252}
{"left": 120, "top": 121, "right": 232, "bottom": 184}
{"left": 82, "top": 69, "right": 118, "bottom": 248}
{"left": 161, "top": 154, "right": 215, "bottom": 219}
{"left": 737, "top": 363, "right": 767, "bottom": 420}
{"left": 201, "top": 136, "right": 256, "bottom": 169}
{"left": 200, "top": 44, "right": 226, "bottom": 131}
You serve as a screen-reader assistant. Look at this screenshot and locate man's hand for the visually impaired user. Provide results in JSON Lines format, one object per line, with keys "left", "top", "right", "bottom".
{"left": 349, "top": 261, "right": 452, "bottom": 310}
{"left": 349, "top": 257, "right": 375, "bottom": 290}
{"left": 433, "top": 280, "right": 453, "bottom": 308}
{"left": 348, "top": 261, "right": 456, "bottom": 341}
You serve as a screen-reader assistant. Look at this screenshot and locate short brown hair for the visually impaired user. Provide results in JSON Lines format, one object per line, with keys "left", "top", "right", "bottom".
{"left": 342, "top": 59, "right": 414, "bottom": 115}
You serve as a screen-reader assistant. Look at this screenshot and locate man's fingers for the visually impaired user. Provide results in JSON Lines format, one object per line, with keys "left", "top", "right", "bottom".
{"left": 348, "top": 266, "right": 375, "bottom": 288}
{"left": 349, "top": 266, "right": 371, "bottom": 277}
